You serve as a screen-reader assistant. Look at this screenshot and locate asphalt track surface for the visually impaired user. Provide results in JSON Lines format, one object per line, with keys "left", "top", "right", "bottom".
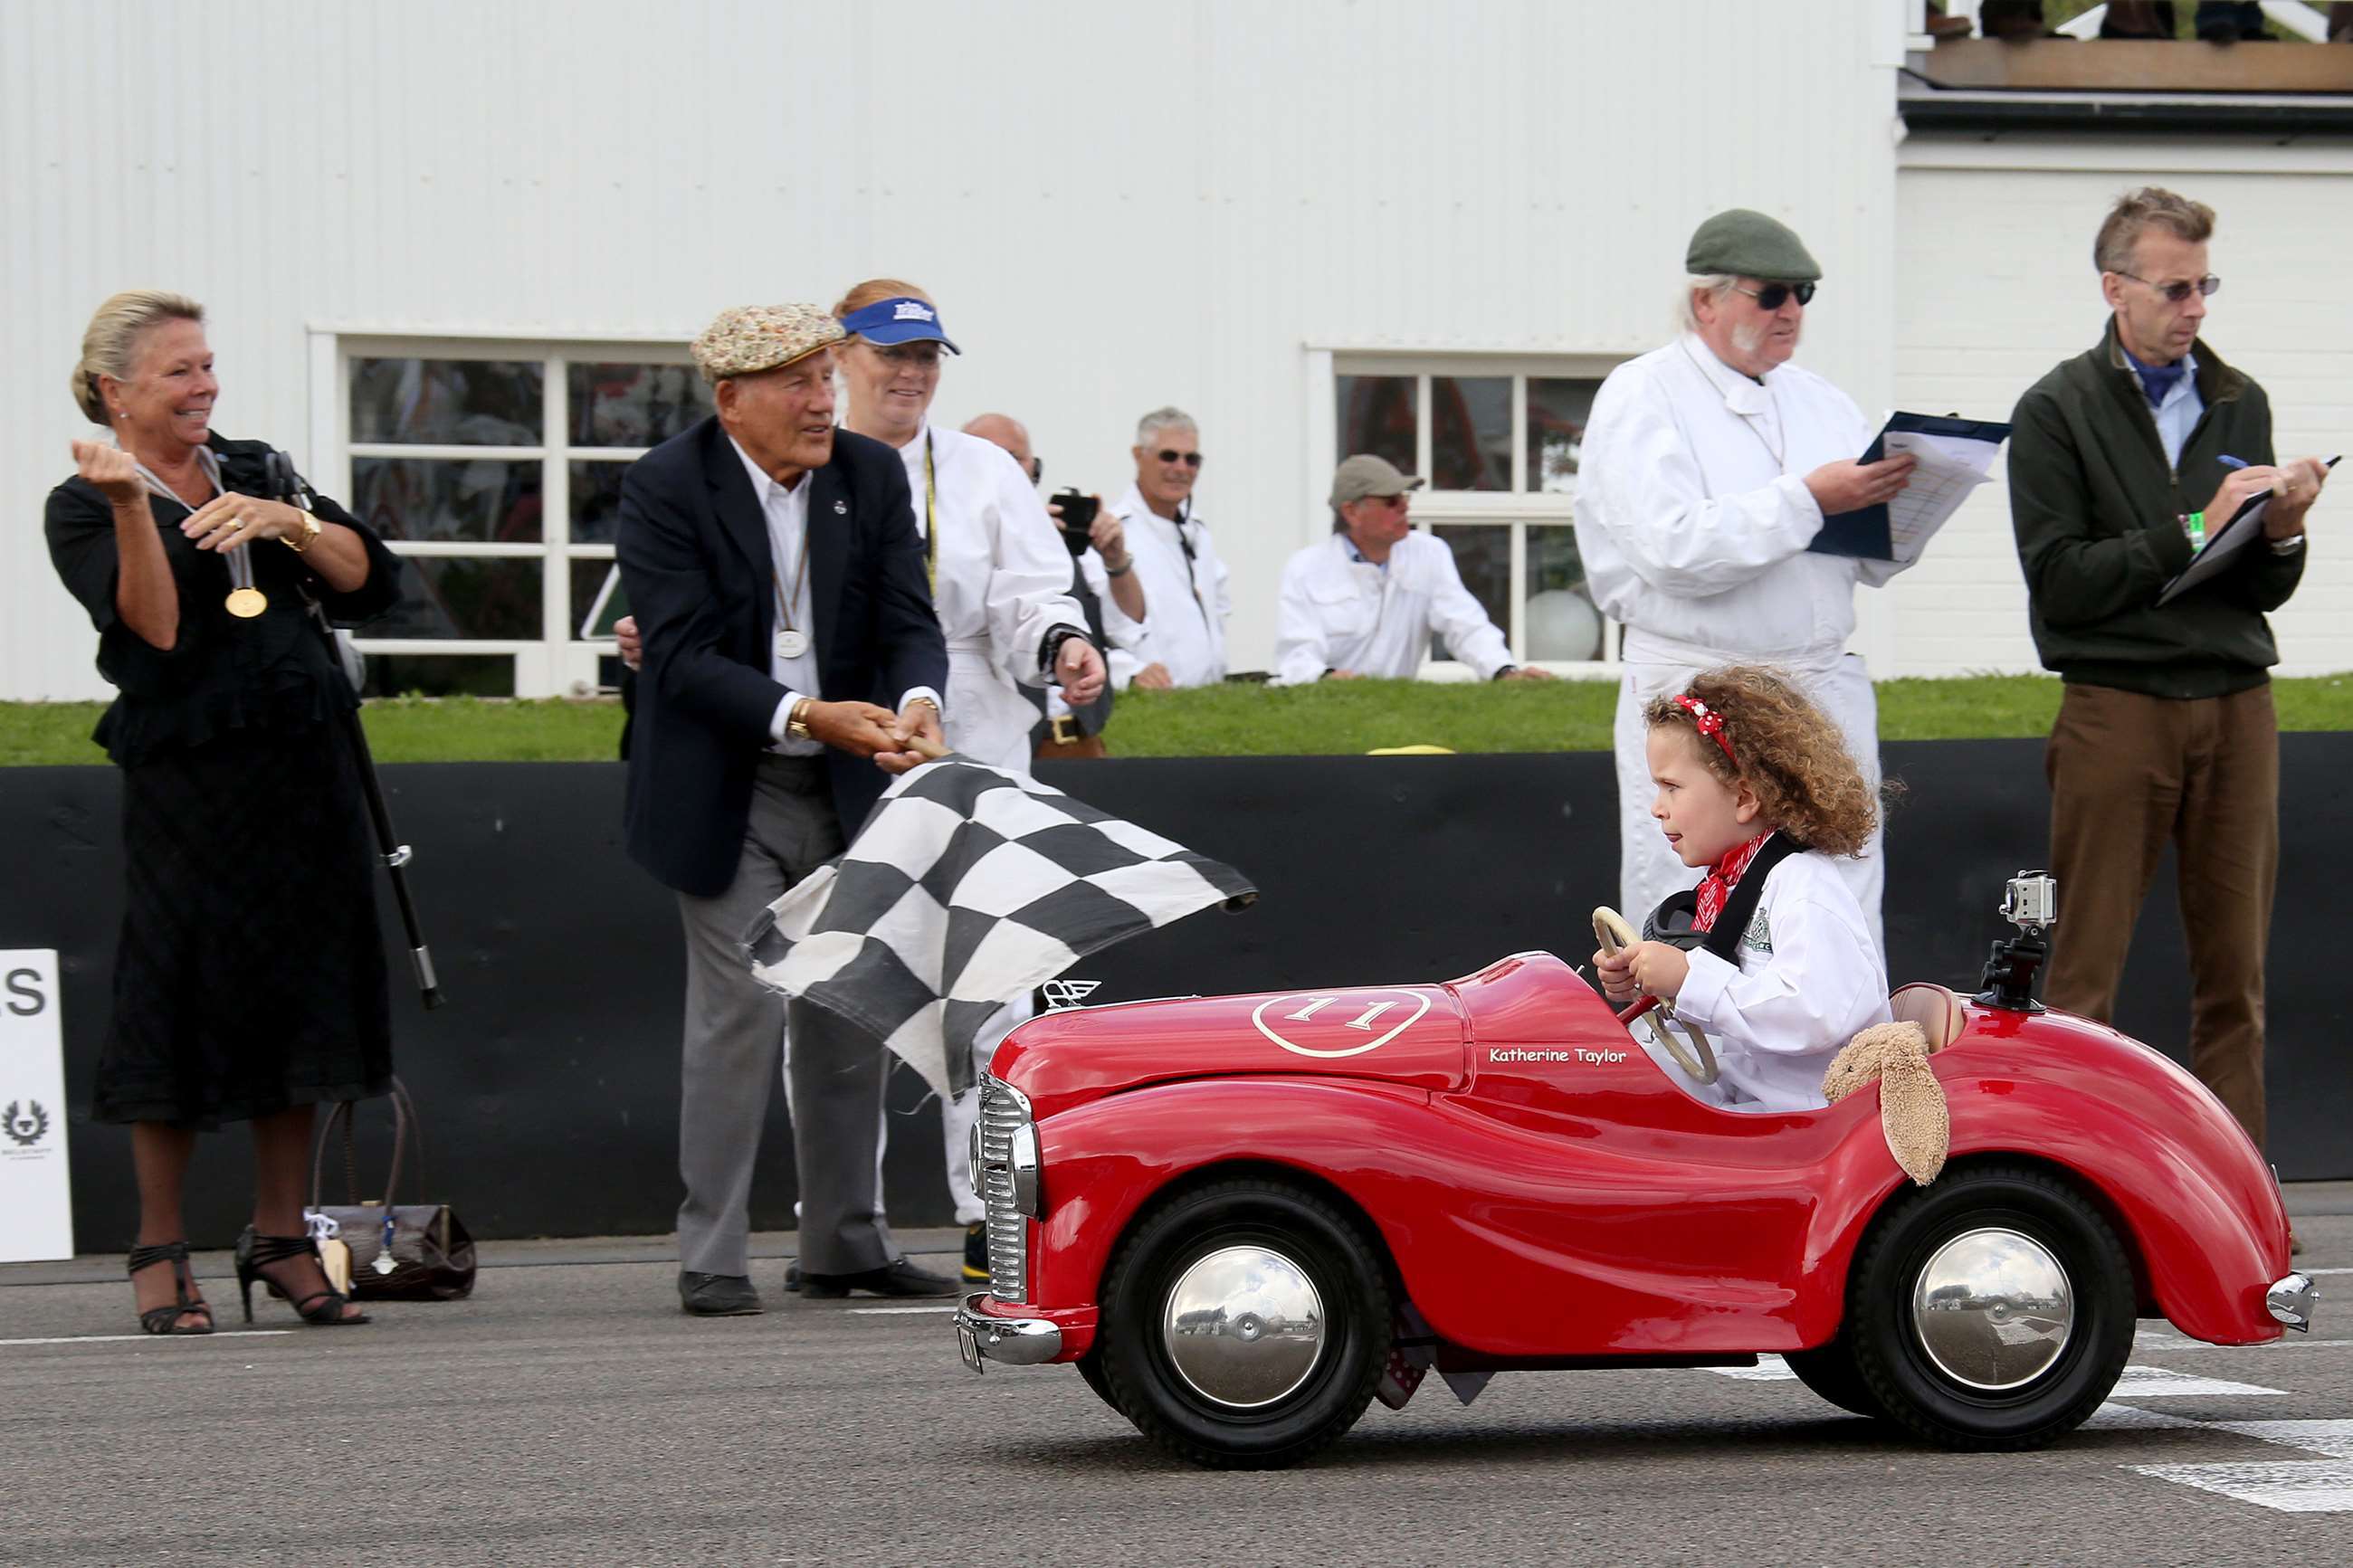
{"left": 5, "top": 1208, "right": 2349, "bottom": 1566}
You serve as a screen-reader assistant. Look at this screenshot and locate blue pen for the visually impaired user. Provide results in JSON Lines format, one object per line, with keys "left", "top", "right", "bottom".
{"left": 2216, "top": 455, "right": 2249, "bottom": 470}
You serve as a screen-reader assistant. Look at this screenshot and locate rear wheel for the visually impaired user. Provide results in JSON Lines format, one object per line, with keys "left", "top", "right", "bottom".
{"left": 1846, "top": 1164, "right": 2132, "bottom": 1449}
{"left": 1097, "top": 1180, "right": 1389, "bottom": 1469}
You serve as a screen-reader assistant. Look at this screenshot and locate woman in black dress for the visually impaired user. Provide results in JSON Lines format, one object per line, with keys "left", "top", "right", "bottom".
{"left": 46, "top": 290, "right": 402, "bottom": 1332}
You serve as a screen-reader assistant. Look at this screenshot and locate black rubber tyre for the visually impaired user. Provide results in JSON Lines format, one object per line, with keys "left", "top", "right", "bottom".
{"left": 1074, "top": 1350, "right": 1115, "bottom": 1409}
{"left": 1846, "top": 1164, "right": 2133, "bottom": 1450}
{"left": 1783, "top": 1337, "right": 1887, "bottom": 1420}
{"left": 1097, "top": 1180, "right": 1390, "bottom": 1469}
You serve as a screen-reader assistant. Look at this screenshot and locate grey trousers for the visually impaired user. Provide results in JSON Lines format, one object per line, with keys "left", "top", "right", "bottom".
{"left": 675, "top": 754, "right": 897, "bottom": 1278}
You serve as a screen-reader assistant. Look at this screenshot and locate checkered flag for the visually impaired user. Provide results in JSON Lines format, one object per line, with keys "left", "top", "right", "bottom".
{"left": 745, "top": 757, "right": 1256, "bottom": 1099}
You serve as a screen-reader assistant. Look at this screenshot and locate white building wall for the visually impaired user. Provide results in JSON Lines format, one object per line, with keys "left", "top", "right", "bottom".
{"left": 5, "top": 0, "right": 1903, "bottom": 700}
{"left": 1891, "top": 137, "right": 2353, "bottom": 678}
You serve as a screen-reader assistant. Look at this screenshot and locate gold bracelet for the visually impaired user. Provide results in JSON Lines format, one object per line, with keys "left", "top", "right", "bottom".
{"left": 281, "top": 512, "right": 321, "bottom": 554}
{"left": 902, "top": 695, "right": 939, "bottom": 715}
{"left": 786, "top": 698, "right": 814, "bottom": 741}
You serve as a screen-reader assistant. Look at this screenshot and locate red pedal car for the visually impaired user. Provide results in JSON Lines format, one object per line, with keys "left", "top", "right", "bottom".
{"left": 954, "top": 877, "right": 2315, "bottom": 1468}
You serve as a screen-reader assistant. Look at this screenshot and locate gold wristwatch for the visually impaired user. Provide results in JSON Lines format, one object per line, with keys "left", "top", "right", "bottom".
{"left": 786, "top": 698, "right": 814, "bottom": 741}
{"left": 282, "top": 512, "right": 321, "bottom": 554}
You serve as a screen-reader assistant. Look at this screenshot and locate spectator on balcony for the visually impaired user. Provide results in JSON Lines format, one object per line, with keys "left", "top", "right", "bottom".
{"left": 2007, "top": 186, "right": 2330, "bottom": 1156}
{"left": 1110, "top": 407, "right": 1231, "bottom": 689}
{"left": 1574, "top": 209, "right": 1916, "bottom": 951}
{"left": 1272, "top": 454, "right": 1556, "bottom": 687}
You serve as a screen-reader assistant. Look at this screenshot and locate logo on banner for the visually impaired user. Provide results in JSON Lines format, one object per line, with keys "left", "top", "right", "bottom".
{"left": 3, "top": 1099, "right": 49, "bottom": 1148}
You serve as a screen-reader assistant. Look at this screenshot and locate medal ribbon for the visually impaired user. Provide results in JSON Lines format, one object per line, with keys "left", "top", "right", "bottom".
{"left": 771, "top": 496, "right": 813, "bottom": 659}
{"left": 129, "top": 447, "right": 261, "bottom": 608}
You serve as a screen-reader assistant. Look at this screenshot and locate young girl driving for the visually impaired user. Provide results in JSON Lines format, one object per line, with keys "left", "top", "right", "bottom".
{"left": 1591, "top": 665, "right": 1890, "bottom": 1113}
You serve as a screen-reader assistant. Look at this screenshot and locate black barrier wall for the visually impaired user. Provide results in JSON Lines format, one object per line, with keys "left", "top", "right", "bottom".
{"left": 4, "top": 740, "right": 2345, "bottom": 1250}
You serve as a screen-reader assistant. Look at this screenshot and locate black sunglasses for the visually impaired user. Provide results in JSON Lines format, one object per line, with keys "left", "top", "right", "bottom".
{"left": 1156, "top": 450, "right": 1203, "bottom": 469}
{"left": 1732, "top": 281, "right": 1816, "bottom": 310}
{"left": 2116, "top": 271, "right": 2221, "bottom": 305}
{"left": 1026, "top": 456, "right": 1043, "bottom": 484}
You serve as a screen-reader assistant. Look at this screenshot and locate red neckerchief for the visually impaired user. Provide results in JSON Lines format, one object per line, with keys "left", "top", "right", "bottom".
{"left": 1691, "top": 832, "right": 1772, "bottom": 934}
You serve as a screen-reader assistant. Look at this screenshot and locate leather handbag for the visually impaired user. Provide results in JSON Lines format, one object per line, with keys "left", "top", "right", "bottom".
{"left": 307, "top": 1078, "right": 477, "bottom": 1301}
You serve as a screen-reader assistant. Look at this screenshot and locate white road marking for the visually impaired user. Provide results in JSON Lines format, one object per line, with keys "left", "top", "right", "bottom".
{"left": 2109, "top": 1364, "right": 2287, "bottom": 1399}
{"left": 0, "top": 1330, "right": 292, "bottom": 1346}
{"left": 847, "top": 1306, "right": 959, "bottom": 1316}
{"left": 2207, "top": 1421, "right": 2353, "bottom": 1460}
{"left": 2084, "top": 1402, "right": 2201, "bottom": 1431}
{"left": 2129, "top": 1459, "right": 2353, "bottom": 1513}
{"left": 1703, "top": 1354, "right": 1795, "bottom": 1381}
{"left": 2134, "top": 1336, "right": 2353, "bottom": 1353}
{"left": 2302, "top": 1267, "right": 2352, "bottom": 1276}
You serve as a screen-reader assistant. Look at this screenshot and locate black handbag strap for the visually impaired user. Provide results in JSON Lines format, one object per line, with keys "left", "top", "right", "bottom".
{"left": 308, "top": 1077, "right": 424, "bottom": 1211}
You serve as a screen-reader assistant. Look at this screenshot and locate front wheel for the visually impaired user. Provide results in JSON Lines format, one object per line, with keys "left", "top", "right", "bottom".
{"left": 1097, "top": 1180, "right": 1390, "bottom": 1469}
{"left": 1846, "top": 1164, "right": 2133, "bottom": 1449}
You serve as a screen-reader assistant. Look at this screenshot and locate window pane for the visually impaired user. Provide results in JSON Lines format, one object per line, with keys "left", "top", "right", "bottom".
{"left": 570, "top": 556, "right": 627, "bottom": 640}
{"left": 360, "top": 653, "right": 517, "bottom": 698}
{"left": 569, "top": 362, "right": 712, "bottom": 447}
{"left": 1526, "top": 377, "right": 1604, "bottom": 493}
{"left": 569, "top": 460, "right": 630, "bottom": 545}
{"left": 1526, "top": 526, "right": 1604, "bottom": 661}
{"left": 350, "top": 357, "right": 543, "bottom": 445}
{"left": 1429, "top": 376, "right": 1510, "bottom": 491}
{"left": 1429, "top": 523, "right": 1510, "bottom": 663}
{"left": 1337, "top": 375, "right": 1415, "bottom": 475}
{"left": 367, "top": 556, "right": 544, "bottom": 641}
{"left": 352, "top": 458, "right": 544, "bottom": 545}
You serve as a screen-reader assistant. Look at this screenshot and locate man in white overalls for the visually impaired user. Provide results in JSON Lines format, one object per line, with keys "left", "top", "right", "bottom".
{"left": 1574, "top": 209, "right": 1918, "bottom": 951}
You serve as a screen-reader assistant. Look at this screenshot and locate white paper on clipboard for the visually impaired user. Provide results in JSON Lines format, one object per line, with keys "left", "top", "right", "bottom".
{"left": 2156, "top": 492, "right": 2270, "bottom": 606}
{"left": 579, "top": 563, "right": 628, "bottom": 639}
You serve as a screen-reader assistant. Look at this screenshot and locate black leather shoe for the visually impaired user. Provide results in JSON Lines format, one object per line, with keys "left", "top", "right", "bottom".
{"left": 799, "top": 1258, "right": 960, "bottom": 1299}
{"left": 679, "top": 1270, "right": 763, "bottom": 1316}
{"left": 784, "top": 1261, "right": 802, "bottom": 1292}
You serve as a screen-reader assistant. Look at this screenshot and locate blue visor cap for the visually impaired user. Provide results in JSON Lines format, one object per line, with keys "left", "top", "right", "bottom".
{"left": 838, "top": 297, "right": 961, "bottom": 354}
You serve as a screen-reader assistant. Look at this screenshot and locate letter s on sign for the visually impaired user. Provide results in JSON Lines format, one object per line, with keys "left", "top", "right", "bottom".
{"left": 5, "top": 968, "right": 45, "bottom": 1017}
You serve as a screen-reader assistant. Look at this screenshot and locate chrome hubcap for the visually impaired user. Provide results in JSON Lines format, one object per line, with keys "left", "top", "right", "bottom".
{"left": 1160, "top": 1244, "right": 1327, "bottom": 1409}
{"left": 1910, "top": 1226, "right": 2075, "bottom": 1392}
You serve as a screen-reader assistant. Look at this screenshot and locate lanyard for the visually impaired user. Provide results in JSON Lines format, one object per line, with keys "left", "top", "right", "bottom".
{"left": 771, "top": 505, "right": 812, "bottom": 638}
{"left": 923, "top": 430, "right": 938, "bottom": 592}
{"left": 129, "top": 446, "right": 260, "bottom": 604}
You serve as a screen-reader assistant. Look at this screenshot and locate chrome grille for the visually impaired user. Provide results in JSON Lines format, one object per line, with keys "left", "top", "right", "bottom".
{"left": 978, "top": 1077, "right": 1029, "bottom": 1301}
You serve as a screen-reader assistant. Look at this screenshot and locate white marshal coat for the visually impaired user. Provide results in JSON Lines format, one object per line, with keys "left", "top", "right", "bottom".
{"left": 1110, "top": 483, "right": 1231, "bottom": 687}
{"left": 1269, "top": 532, "right": 1513, "bottom": 686}
{"left": 1669, "top": 849, "right": 1891, "bottom": 1114}
{"left": 895, "top": 423, "right": 1085, "bottom": 776}
{"left": 1574, "top": 334, "right": 1906, "bottom": 952}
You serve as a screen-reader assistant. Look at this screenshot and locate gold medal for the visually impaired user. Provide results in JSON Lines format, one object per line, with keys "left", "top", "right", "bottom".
{"left": 225, "top": 587, "right": 268, "bottom": 619}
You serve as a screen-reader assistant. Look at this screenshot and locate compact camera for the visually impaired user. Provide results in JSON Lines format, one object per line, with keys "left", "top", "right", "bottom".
{"left": 1051, "top": 487, "right": 1099, "bottom": 557}
{"left": 2000, "top": 870, "right": 2058, "bottom": 933}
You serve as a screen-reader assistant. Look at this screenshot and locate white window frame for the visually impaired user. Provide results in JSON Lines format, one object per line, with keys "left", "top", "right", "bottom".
{"left": 309, "top": 328, "right": 700, "bottom": 698}
{"left": 1313, "top": 349, "right": 1626, "bottom": 679}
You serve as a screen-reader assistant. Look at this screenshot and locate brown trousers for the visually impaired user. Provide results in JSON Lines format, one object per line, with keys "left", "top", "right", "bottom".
{"left": 2043, "top": 682, "right": 2278, "bottom": 1148}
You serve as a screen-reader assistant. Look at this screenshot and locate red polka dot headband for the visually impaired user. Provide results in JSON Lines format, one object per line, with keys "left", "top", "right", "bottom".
{"left": 1673, "top": 694, "right": 1738, "bottom": 765}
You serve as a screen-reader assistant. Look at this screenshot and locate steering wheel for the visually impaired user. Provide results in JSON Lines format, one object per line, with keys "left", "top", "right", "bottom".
{"left": 1591, "top": 907, "right": 1720, "bottom": 1086}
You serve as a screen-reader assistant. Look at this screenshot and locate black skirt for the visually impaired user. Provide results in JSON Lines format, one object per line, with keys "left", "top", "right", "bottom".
{"left": 95, "top": 721, "right": 393, "bottom": 1128}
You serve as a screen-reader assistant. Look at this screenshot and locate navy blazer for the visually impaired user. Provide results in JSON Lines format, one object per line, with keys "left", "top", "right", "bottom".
{"left": 616, "top": 416, "right": 947, "bottom": 898}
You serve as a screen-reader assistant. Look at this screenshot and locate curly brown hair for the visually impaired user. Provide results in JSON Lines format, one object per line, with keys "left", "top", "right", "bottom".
{"left": 1642, "top": 665, "right": 1878, "bottom": 858}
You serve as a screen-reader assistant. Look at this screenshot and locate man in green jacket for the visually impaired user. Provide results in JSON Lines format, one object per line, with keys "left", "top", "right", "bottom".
{"left": 2009, "top": 185, "right": 2330, "bottom": 1152}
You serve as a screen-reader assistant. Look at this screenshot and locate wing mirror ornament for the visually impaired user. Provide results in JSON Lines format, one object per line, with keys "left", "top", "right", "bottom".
{"left": 1977, "top": 870, "right": 2055, "bottom": 1012}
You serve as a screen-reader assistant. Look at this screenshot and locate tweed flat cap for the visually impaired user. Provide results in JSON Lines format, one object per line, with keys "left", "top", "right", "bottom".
{"left": 690, "top": 303, "right": 846, "bottom": 382}
{"left": 1330, "top": 453, "right": 1425, "bottom": 508}
{"left": 1685, "top": 209, "right": 1822, "bottom": 283}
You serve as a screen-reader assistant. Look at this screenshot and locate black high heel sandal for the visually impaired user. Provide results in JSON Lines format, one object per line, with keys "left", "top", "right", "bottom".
{"left": 234, "top": 1227, "right": 368, "bottom": 1326}
{"left": 127, "top": 1240, "right": 214, "bottom": 1335}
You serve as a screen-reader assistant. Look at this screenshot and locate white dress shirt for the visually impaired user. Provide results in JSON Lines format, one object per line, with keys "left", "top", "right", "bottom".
{"left": 1671, "top": 848, "right": 1891, "bottom": 1114}
{"left": 895, "top": 423, "right": 1084, "bottom": 775}
{"left": 1575, "top": 333, "right": 1903, "bottom": 666}
{"left": 729, "top": 436, "right": 939, "bottom": 754}
{"left": 1110, "top": 482, "right": 1230, "bottom": 687}
{"left": 1270, "top": 531, "right": 1512, "bottom": 686}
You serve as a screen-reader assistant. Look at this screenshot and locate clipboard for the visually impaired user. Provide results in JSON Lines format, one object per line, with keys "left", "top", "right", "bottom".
{"left": 2156, "top": 455, "right": 2340, "bottom": 606}
{"left": 1809, "top": 412, "right": 2013, "bottom": 562}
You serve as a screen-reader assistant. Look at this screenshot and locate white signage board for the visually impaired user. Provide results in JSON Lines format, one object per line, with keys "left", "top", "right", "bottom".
{"left": 0, "top": 951, "right": 74, "bottom": 1262}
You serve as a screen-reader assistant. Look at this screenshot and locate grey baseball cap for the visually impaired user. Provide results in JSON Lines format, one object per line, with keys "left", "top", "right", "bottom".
{"left": 1330, "top": 453, "right": 1425, "bottom": 508}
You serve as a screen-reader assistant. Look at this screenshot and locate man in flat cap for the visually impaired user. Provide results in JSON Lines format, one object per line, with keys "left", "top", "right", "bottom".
{"left": 1575, "top": 209, "right": 1916, "bottom": 950}
{"left": 1272, "top": 454, "right": 1555, "bottom": 685}
{"left": 617, "top": 303, "right": 957, "bottom": 1314}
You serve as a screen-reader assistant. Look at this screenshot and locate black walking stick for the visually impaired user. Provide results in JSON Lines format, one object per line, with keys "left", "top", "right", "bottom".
{"left": 263, "top": 451, "right": 447, "bottom": 1010}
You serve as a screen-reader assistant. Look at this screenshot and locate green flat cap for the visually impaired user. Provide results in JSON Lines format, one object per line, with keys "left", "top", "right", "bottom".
{"left": 1685, "top": 208, "right": 1821, "bottom": 283}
